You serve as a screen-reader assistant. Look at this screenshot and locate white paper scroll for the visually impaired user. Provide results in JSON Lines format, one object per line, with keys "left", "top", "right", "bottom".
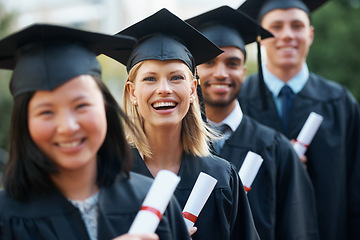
{"left": 293, "top": 112, "right": 323, "bottom": 157}
{"left": 128, "top": 170, "right": 181, "bottom": 234}
{"left": 239, "top": 151, "right": 263, "bottom": 193}
{"left": 182, "top": 172, "right": 218, "bottom": 229}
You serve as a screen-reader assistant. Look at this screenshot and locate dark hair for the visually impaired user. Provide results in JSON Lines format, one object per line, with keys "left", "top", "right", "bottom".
{"left": 2, "top": 76, "right": 135, "bottom": 201}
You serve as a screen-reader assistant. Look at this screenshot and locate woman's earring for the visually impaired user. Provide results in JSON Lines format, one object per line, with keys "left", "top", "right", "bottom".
{"left": 133, "top": 100, "right": 137, "bottom": 105}
{"left": 190, "top": 97, "right": 193, "bottom": 103}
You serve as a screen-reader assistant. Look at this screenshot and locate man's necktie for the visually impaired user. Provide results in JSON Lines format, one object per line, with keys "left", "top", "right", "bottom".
{"left": 213, "top": 124, "right": 230, "bottom": 154}
{"left": 279, "top": 85, "right": 294, "bottom": 132}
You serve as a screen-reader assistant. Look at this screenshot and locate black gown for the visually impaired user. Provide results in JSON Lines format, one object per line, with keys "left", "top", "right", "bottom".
{"left": 239, "top": 72, "right": 360, "bottom": 240}
{"left": 0, "top": 172, "right": 190, "bottom": 240}
{"left": 217, "top": 114, "right": 319, "bottom": 240}
{"left": 131, "top": 148, "right": 260, "bottom": 240}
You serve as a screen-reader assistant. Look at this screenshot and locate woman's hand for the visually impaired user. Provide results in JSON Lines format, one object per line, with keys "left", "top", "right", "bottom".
{"left": 189, "top": 226, "right": 197, "bottom": 236}
{"left": 112, "top": 233, "right": 159, "bottom": 240}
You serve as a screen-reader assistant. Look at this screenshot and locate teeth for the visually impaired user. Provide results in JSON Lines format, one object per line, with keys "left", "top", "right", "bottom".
{"left": 211, "top": 84, "right": 229, "bottom": 89}
{"left": 153, "top": 102, "right": 176, "bottom": 108}
{"left": 280, "top": 47, "right": 294, "bottom": 51}
{"left": 58, "top": 140, "right": 81, "bottom": 148}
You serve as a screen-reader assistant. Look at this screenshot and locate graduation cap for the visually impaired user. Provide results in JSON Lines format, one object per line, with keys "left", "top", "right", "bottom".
{"left": 186, "top": 5, "right": 273, "bottom": 59}
{"left": 186, "top": 5, "right": 274, "bottom": 110}
{"left": 0, "top": 23, "right": 136, "bottom": 98}
{"left": 238, "top": 0, "right": 329, "bottom": 22}
{"left": 104, "top": 8, "right": 223, "bottom": 74}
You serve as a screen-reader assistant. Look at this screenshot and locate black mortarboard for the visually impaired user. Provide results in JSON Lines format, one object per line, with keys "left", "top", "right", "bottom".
{"left": 187, "top": 6, "right": 274, "bottom": 111}
{"left": 0, "top": 23, "right": 136, "bottom": 98}
{"left": 186, "top": 5, "right": 273, "bottom": 59}
{"left": 238, "top": 0, "right": 328, "bottom": 22}
{"left": 104, "top": 8, "right": 223, "bottom": 74}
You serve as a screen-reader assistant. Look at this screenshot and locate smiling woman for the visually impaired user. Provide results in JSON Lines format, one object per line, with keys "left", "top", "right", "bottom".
{"left": 105, "top": 8, "right": 260, "bottom": 240}
{"left": 0, "top": 24, "right": 190, "bottom": 240}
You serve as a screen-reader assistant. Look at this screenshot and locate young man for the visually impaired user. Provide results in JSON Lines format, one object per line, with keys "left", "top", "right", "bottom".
{"left": 187, "top": 6, "right": 319, "bottom": 240}
{"left": 238, "top": 0, "right": 360, "bottom": 239}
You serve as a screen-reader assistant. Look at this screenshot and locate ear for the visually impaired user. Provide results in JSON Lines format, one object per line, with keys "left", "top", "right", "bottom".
{"left": 190, "top": 78, "right": 198, "bottom": 103}
{"left": 309, "top": 25, "right": 315, "bottom": 46}
{"left": 126, "top": 81, "right": 137, "bottom": 104}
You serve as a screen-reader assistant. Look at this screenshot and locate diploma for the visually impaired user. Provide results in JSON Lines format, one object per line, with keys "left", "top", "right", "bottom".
{"left": 239, "top": 151, "right": 263, "bottom": 193}
{"left": 182, "top": 172, "right": 218, "bottom": 229}
{"left": 128, "top": 170, "right": 181, "bottom": 234}
{"left": 293, "top": 112, "right": 323, "bottom": 157}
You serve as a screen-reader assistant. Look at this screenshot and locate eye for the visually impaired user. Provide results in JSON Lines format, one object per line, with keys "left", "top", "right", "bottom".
{"left": 292, "top": 23, "right": 304, "bottom": 30}
{"left": 227, "top": 60, "right": 241, "bottom": 68}
{"left": 39, "top": 110, "right": 53, "bottom": 116}
{"left": 143, "top": 76, "right": 156, "bottom": 82}
{"left": 269, "top": 24, "right": 282, "bottom": 31}
{"left": 76, "top": 103, "right": 89, "bottom": 109}
{"left": 204, "top": 60, "right": 215, "bottom": 67}
{"left": 171, "top": 75, "right": 185, "bottom": 81}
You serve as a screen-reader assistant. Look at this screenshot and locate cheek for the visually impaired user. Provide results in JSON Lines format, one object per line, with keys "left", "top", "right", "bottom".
{"left": 85, "top": 107, "right": 108, "bottom": 142}
{"left": 28, "top": 118, "right": 54, "bottom": 148}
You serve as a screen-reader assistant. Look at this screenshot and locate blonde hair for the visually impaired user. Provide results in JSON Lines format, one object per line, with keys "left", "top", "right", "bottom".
{"left": 122, "top": 60, "right": 214, "bottom": 158}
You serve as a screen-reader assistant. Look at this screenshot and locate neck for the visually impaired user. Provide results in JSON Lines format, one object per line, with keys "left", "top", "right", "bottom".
{"left": 144, "top": 124, "right": 183, "bottom": 177}
{"left": 205, "top": 101, "right": 236, "bottom": 123}
{"left": 51, "top": 160, "right": 98, "bottom": 201}
{"left": 266, "top": 62, "right": 303, "bottom": 82}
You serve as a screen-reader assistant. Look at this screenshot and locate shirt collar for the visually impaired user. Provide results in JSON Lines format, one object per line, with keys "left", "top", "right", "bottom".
{"left": 263, "top": 63, "right": 309, "bottom": 96}
{"left": 208, "top": 100, "right": 243, "bottom": 132}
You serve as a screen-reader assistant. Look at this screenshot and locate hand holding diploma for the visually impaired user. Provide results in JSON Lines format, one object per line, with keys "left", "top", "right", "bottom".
{"left": 293, "top": 112, "right": 323, "bottom": 157}
{"left": 128, "top": 170, "right": 181, "bottom": 234}
{"left": 182, "top": 172, "right": 218, "bottom": 230}
{"left": 239, "top": 151, "right": 263, "bottom": 193}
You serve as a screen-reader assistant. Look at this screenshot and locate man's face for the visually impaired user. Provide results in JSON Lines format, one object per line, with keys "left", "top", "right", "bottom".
{"left": 197, "top": 46, "right": 246, "bottom": 107}
{"left": 261, "top": 8, "right": 314, "bottom": 71}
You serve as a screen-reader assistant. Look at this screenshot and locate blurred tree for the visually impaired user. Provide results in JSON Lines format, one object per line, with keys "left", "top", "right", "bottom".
{"left": 0, "top": 3, "right": 16, "bottom": 172}
{"left": 307, "top": 0, "right": 360, "bottom": 102}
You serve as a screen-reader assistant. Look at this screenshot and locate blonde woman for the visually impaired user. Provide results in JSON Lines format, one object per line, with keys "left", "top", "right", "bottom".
{"left": 106, "top": 8, "right": 259, "bottom": 240}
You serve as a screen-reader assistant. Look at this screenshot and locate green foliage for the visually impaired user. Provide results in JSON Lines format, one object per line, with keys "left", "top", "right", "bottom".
{"left": 307, "top": 0, "right": 360, "bottom": 102}
{"left": 0, "top": 4, "right": 16, "bottom": 156}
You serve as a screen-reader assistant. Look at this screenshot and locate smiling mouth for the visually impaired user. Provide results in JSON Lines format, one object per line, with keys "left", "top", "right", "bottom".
{"left": 56, "top": 139, "right": 84, "bottom": 148}
{"left": 152, "top": 101, "right": 177, "bottom": 110}
{"left": 210, "top": 84, "right": 230, "bottom": 89}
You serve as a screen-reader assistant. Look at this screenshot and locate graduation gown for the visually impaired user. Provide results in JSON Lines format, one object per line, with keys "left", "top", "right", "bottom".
{"left": 0, "top": 172, "right": 190, "bottom": 240}
{"left": 218, "top": 115, "right": 319, "bottom": 240}
{"left": 131, "top": 149, "right": 260, "bottom": 240}
{"left": 239, "top": 72, "right": 360, "bottom": 240}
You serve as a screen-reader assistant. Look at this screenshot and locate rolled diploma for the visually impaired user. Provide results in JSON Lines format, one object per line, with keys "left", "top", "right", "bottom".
{"left": 293, "top": 112, "right": 323, "bottom": 157}
{"left": 182, "top": 172, "right": 218, "bottom": 229}
{"left": 128, "top": 170, "right": 181, "bottom": 234}
{"left": 239, "top": 151, "right": 263, "bottom": 193}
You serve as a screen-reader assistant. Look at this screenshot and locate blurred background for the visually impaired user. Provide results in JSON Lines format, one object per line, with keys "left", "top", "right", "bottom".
{"left": 0, "top": 0, "right": 359, "bottom": 181}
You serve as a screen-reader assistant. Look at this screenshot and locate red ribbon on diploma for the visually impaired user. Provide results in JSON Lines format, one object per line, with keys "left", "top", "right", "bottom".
{"left": 182, "top": 211, "right": 198, "bottom": 224}
{"left": 295, "top": 139, "right": 309, "bottom": 148}
{"left": 244, "top": 186, "right": 251, "bottom": 192}
{"left": 140, "top": 206, "right": 162, "bottom": 221}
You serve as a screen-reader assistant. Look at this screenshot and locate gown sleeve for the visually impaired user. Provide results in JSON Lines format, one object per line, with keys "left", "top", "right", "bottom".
{"left": 225, "top": 164, "right": 260, "bottom": 240}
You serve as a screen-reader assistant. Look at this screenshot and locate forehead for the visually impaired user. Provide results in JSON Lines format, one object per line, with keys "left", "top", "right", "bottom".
{"left": 261, "top": 8, "right": 310, "bottom": 25}
{"left": 138, "top": 59, "right": 191, "bottom": 73}
{"left": 29, "top": 75, "right": 101, "bottom": 104}
{"left": 216, "top": 47, "right": 244, "bottom": 60}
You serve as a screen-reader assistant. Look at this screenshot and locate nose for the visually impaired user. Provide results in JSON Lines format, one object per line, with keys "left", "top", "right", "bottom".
{"left": 213, "top": 63, "right": 229, "bottom": 80}
{"left": 57, "top": 110, "right": 80, "bottom": 134}
{"left": 156, "top": 78, "right": 173, "bottom": 95}
{"left": 279, "top": 24, "right": 295, "bottom": 40}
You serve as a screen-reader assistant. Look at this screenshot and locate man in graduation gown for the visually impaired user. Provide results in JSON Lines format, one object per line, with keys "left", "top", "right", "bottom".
{"left": 238, "top": 0, "right": 360, "bottom": 239}
{"left": 186, "top": 5, "right": 319, "bottom": 240}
